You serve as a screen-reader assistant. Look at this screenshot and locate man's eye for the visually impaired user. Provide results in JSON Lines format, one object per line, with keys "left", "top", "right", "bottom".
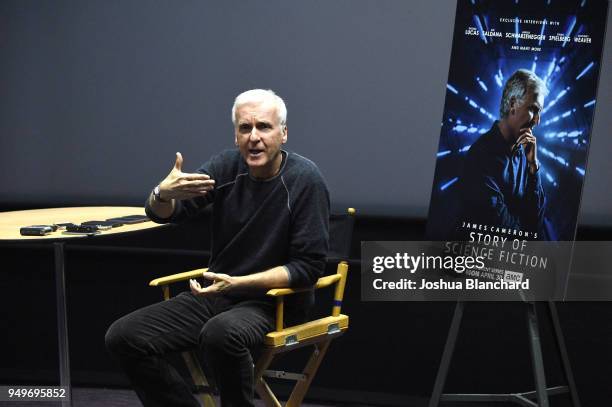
{"left": 256, "top": 123, "right": 272, "bottom": 130}
{"left": 238, "top": 125, "right": 252, "bottom": 132}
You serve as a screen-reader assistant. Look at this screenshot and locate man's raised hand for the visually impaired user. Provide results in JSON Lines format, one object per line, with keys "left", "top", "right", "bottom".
{"left": 158, "top": 152, "right": 215, "bottom": 200}
{"left": 516, "top": 128, "right": 539, "bottom": 174}
{"left": 516, "top": 128, "right": 537, "bottom": 164}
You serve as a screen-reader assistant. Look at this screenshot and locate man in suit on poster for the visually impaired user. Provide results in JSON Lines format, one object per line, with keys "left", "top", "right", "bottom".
{"left": 459, "top": 69, "right": 549, "bottom": 240}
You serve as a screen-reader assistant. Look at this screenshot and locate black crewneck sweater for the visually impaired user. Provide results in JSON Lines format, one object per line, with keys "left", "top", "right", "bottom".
{"left": 146, "top": 149, "right": 330, "bottom": 306}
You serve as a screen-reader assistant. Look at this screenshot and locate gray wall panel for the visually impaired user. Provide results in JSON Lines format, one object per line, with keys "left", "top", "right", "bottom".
{"left": 1, "top": 0, "right": 610, "bottom": 225}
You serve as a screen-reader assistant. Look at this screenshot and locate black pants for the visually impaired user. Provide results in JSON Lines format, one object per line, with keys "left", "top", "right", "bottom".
{"left": 105, "top": 292, "right": 276, "bottom": 407}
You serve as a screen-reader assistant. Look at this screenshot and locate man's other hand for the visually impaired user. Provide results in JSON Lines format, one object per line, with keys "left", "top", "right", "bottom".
{"left": 158, "top": 152, "right": 216, "bottom": 201}
{"left": 189, "top": 271, "right": 239, "bottom": 296}
{"left": 516, "top": 128, "right": 538, "bottom": 165}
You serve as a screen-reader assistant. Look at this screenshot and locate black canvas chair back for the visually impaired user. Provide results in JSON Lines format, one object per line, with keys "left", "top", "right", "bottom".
{"left": 328, "top": 211, "right": 356, "bottom": 261}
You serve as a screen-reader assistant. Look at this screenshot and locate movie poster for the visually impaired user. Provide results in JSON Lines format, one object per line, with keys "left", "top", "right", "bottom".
{"left": 425, "top": 0, "right": 608, "bottom": 293}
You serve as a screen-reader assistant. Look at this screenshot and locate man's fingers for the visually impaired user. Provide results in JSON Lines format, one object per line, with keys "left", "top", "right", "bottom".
{"left": 183, "top": 173, "right": 212, "bottom": 181}
{"left": 174, "top": 152, "right": 184, "bottom": 172}
{"left": 516, "top": 132, "right": 529, "bottom": 141}
{"left": 182, "top": 187, "right": 213, "bottom": 194}
{"left": 208, "top": 272, "right": 231, "bottom": 283}
{"left": 192, "top": 274, "right": 232, "bottom": 294}
{"left": 201, "top": 271, "right": 217, "bottom": 281}
{"left": 516, "top": 134, "right": 535, "bottom": 145}
{"left": 519, "top": 136, "right": 536, "bottom": 145}
{"left": 180, "top": 179, "right": 215, "bottom": 189}
{"left": 181, "top": 188, "right": 213, "bottom": 196}
{"left": 202, "top": 272, "right": 231, "bottom": 285}
{"left": 190, "top": 279, "right": 215, "bottom": 295}
{"left": 189, "top": 279, "right": 202, "bottom": 294}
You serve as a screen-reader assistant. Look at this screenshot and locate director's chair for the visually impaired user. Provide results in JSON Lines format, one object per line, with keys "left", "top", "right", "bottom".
{"left": 148, "top": 208, "right": 356, "bottom": 407}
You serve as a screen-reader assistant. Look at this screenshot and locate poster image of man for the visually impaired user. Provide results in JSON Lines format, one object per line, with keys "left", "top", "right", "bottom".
{"left": 459, "top": 69, "right": 550, "bottom": 240}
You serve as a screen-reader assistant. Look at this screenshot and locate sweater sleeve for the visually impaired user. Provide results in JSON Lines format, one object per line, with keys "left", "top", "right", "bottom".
{"left": 461, "top": 147, "right": 522, "bottom": 230}
{"left": 284, "top": 167, "right": 331, "bottom": 288}
{"left": 522, "top": 167, "right": 546, "bottom": 238}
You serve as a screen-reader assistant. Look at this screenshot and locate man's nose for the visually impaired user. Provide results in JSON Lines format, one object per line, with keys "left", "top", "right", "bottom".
{"left": 249, "top": 127, "right": 260, "bottom": 142}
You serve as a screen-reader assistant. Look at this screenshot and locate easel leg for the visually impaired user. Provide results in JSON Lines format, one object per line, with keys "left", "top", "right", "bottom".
{"left": 526, "top": 302, "right": 549, "bottom": 407}
{"left": 428, "top": 301, "right": 464, "bottom": 407}
{"left": 548, "top": 301, "right": 581, "bottom": 407}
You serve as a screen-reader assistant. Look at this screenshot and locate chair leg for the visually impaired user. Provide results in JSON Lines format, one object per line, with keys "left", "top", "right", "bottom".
{"left": 182, "top": 351, "right": 216, "bottom": 407}
{"left": 286, "top": 340, "right": 331, "bottom": 407}
{"left": 257, "top": 378, "right": 283, "bottom": 407}
{"left": 255, "top": 348, "right": 282, "bottom": 407}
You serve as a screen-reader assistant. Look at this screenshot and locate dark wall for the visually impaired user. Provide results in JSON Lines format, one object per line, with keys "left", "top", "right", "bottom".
{"left": 1, "top": 0, "right": 611, "bottom": 224}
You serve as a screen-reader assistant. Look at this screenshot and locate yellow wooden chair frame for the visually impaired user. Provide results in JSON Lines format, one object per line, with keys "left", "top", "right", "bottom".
{"left": 148, "top": 208, "right": 355, "bottom": 407}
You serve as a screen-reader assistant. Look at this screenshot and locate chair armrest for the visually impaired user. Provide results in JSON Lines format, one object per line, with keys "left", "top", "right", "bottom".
{"left": 149, "top": 268, "right": 208, "bottom": 287}
{"left": 266, "top": 274, "right": 341, "bottom": 297}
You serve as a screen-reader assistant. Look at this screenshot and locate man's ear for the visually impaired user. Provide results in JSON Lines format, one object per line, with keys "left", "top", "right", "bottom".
{"left": 234, "top": 135, "right": 238, "bottom": 146}
{"left": 509, "top": 97, "right": 517, "bottom": 115}
{"left": 282, "top": 125, "right": 288, "bottom": 144}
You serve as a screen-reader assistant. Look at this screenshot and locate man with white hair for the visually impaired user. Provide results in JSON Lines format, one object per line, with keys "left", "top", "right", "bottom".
{"left": 105, "top": 89, "right": 330, "bottom": 406}
{"left": 459, "top": 69, "right": 549, "bottom": 239}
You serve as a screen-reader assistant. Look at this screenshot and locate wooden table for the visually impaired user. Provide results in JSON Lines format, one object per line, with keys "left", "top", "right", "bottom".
{"left": 0, "top": 206, "right": 161, "bottom": 240}
{"left": 0, "top": 207, "right": 165, "bottom": 406}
